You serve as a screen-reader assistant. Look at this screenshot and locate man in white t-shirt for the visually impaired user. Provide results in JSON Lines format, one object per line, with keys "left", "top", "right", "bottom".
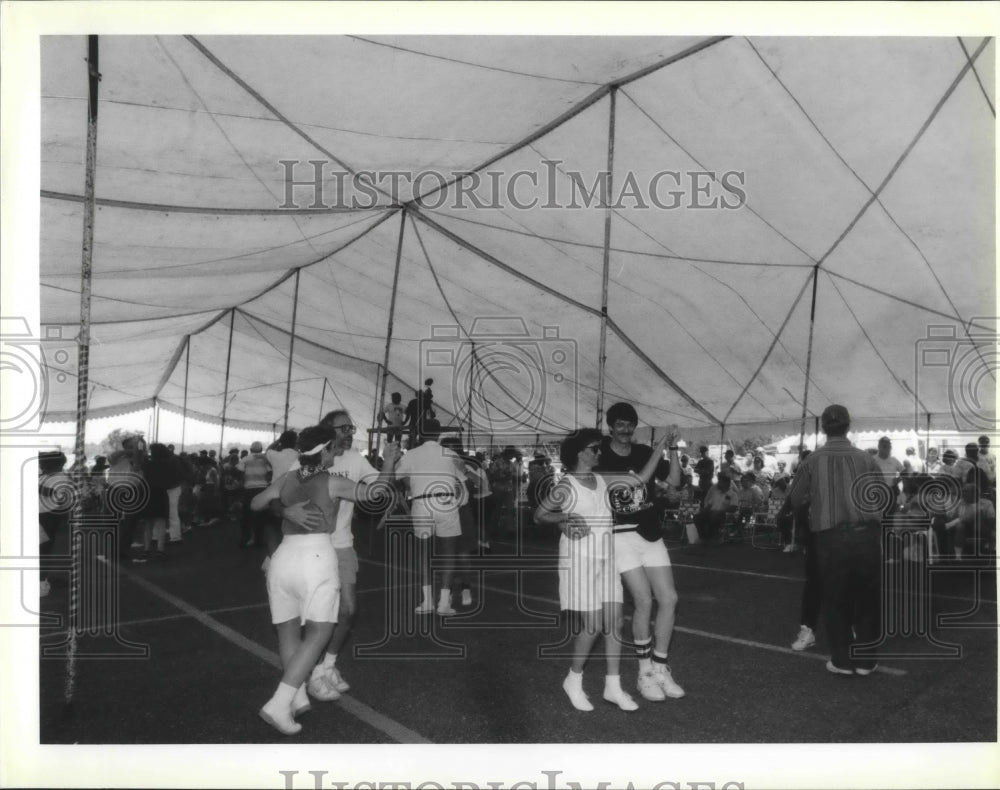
{"left": 395, "top": 420, "right": 470, "bottom": 615}
{"left": 874, "top": 436, "right": 904, "bottom": 490}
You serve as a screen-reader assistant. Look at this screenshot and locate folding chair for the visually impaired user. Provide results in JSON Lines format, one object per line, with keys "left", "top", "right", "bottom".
{"left": 750, "top": 500, "right": 784, "bottom": 550}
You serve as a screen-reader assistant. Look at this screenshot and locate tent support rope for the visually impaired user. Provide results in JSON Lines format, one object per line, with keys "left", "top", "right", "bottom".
{"left": 596, "top": 87, "right": 617, "bottom": 428}
{"left": 376, "top": 210, "right": 408, "bottom": 457}
{"left": 283, "top": 269, "right": 301, "bottom": 432}
{"left": 66, "top": 34, "right": 100, "bottom": 710}
{"left": 798, "top": 268, "right": 820, "bottom": 453}
{"left": 218, "top": 310, "right": 236, "bottom": 459}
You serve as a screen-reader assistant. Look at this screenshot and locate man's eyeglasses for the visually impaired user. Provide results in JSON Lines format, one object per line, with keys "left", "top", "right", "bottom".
{"left": 612, "top": 421, "right": 636, "bottom": 431}
{"left": 334, "top": 424, "right": 357, "bottom": 435}
{"left": 584, "top": 443, "right": 601, "bottom": 453}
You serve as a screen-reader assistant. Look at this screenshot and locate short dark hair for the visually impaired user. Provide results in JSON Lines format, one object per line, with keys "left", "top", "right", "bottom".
{"left": 605, "top": 402, "right": 638, "bottom": 426}
{"left": 297, "top": 424, "right": 334, "bottom": 465}
{"left": 965, "top": 442, "right": 979, "bottom": 459}
{"left": 277, "top": 430, "right": 298, "bottom": 450}
{"left": 320, "top": 410, "right": 350, "bottom": 428}
{"left": 560, "top": 429, "right": 603, "bottom": 470}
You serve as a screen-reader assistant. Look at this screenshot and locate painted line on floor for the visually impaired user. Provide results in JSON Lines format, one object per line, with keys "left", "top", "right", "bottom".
{"left": 476, "top": 581, "right": 908, "bottom": 677}
{"left": 102, "top": 559, "right": 432, "bottom": 744}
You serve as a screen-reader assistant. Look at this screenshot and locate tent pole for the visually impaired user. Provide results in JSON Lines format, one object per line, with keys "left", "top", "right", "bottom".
{"left": 595, "top": 87, "right": 617, "bottom": 428}
{"left": 798, "top": 268, "right": 820, "bottom": 454}
{"left": 814, "top": 416, "right": 819, "bottom": 449}
{"left": 376, "top": 210, "right": 407, "bottom": 457}
{"left": 218, "top": 309, "right": 235, "bottom": 460}
{"left": 318, "top": 377, "right": 327, "bottom": 422}
{"left": 66, "top": 34, "right": 100, "bottom": 707}
{"left": 180, "top": 336, "right": 190, "bottom": 452}
{"left": 369, "top": 366, "right": 381, "bottom": 456}
{"left": 152, "top": 398, "right": 160, "bottom": 443}
{"left": 283, "top": 269, "right": 301, "bottom": 432}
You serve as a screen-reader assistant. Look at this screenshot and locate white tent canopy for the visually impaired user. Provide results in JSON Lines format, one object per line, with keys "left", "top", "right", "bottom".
{"left": 39, "top": 34, "right": 996, "bottom": 443}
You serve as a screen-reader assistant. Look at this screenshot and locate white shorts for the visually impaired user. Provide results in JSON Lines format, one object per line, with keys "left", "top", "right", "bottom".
{"left": 557, "top": 537, "right": 623, "bottom": 611}
{"left": 614, "top": 530, "right": 671, "bottom": 573}
{"left": 266, "top": 533, "right": 340, "bottom": 625}
{"left": 410, "top": 498, "right": 462, "bottom": 539}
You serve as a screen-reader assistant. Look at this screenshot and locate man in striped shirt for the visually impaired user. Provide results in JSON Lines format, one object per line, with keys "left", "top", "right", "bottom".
{"left": 788, "top": 404, "right": 885, "bottom": 676}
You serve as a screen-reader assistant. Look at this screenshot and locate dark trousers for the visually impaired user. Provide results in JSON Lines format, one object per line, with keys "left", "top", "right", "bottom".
{"left": 694, "top": 509, "right": 726, "bottom": 541}
{"left": 815, "top": 524, "right": 881, "bottom": 670}
{"left": 800, "top": 529, "right": 821, "bottom": 629}
{"left": 241, "top": 489, "right": 266, "bottom": 546}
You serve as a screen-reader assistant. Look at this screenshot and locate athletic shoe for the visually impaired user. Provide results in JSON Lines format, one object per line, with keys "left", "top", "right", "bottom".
{"left": 327, "top": 666, "right": 350, "bottom": 693}
{"left": 782, "top": 543, "right": 798, "bottom": 553}
{"left": 259, "top": 701, "right": 302, "bottom": 736}
{"left": 653, "top": 663, "right": 686, "bottom": 699}
{"left": 637, "top": 670, "right": 666, "bottom": 701}
{"left": 261, "top": 556, "right": 271, "bottom": 574}
{"left": 306, "top": 667, "right": 341, "bottom": 702}
{"left": 461, "top": 589, "right": 473, "bottom": 607}
{"left": 131, "top": 551, "right": 148, "bottom": 564}
{"left": 562, "top": 674, "right": 593, "bottom": 712}
{"left": 825, "top": 660, "right": 854, "bottom": 676}
{"left": 791, "top": 625, "right": 816, "bottom": 651}
{"left": 39, "top": 579, "right": 51, "bottom": 598}
{"left": 414, "top": 602, "right": 434, "bottom": 614}
{"left": 602, "top": 687, "right": 639, "bottom": 711}
{"left": 854, "top": 664, "right": 879, "bottom": 676}
{"left": 292, "top": 685, "right": 312, "bottom": 718}
{"left": 437, "top": 604, "right": 457, "bottom": 616}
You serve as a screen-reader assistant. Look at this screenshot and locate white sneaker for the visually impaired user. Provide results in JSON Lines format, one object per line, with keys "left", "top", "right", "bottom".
{"left": 791, "top": 625, "right": 816, "bottom": 651}
{"left": 637, "top": 670, "right": 666, "bottom": 701}
{"left": 292, "top": 685, "right": 311, "bottom": 718}
{"left": 461, "top": 589, "right": 473, "bottom": 607}
{"left": 39, "top": 579, "right": 51, "bottom": 598}
{"left": 259, "top": 699, "right": 302, "bottom": 735}
{"left": 782, "top": 543, "right": 798, "bottom": 553}
{"left": 306, "top": 667, "right": 341, "bottom": 702}
{"left": 653, "top": 663, "right": 686, "bottom": 698}
{"left": 437, "top": 604, "right": 457, "bottom": 616}
{"left": 327, "top": 666, "right": 350, "bottom": 693}
{"left": 415, "top": 602, "right": 434, "bottom": 614}
{"left": 562, "top": 673, "right": 593, "bottom": 712}
{"left": 603, "top": 686, "right": 639, "bottom": 711}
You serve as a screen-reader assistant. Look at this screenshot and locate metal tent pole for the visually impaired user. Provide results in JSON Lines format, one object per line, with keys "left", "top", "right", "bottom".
{"left": 66, "top": 34, "right": 101, "bottom": 706}
{"left": 180, "top": 336, "right": 190, "bottom": 452}
{"left": 798, "top": 268, "right": 820, "bottom": 453}
{"left": 318, "top": 378, "right": 327, "bottom": 422}
{"left": 283, "top": 269, "right": 301, "bottom": 432}
{"left": 595, "top": 88, "right": 617, "bottom": 428}
{"left": 376, "top": 210, "right": 407, "bottom": 456}
{"left": 218, "top": 310, "right": 235, "bottom": 460}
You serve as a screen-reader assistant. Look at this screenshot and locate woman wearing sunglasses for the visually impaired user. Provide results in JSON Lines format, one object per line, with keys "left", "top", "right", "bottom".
{"left": 535, "top": 429, "right": 640, "bottom": 712}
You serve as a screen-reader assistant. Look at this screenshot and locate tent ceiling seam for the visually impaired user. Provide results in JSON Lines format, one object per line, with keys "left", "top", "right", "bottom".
{"left": 721, "top": 271, "right": 816, "bottom": 425}
{"left": 411, "top": 36, "right": 731, "bottom": 206}
{"left": 813, "top": 36, "right": 992, "bottom": 272}
{"left": 958, "top": 36, "right": 995, "bottom": 117}
{"left": 41, "top": 190, "right": 377, "bottom": 216}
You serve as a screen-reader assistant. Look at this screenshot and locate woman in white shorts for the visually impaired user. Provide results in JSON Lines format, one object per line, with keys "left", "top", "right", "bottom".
{"left": 535, "top": 429, "right": 637, "bottom": 713}
{"left": 252, "top": 424, "right": 370, "bottom": 736}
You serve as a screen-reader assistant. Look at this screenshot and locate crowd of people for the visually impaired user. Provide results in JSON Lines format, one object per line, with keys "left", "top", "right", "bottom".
{"left": 37, "top": 397, "right": 997, "bottom": 731}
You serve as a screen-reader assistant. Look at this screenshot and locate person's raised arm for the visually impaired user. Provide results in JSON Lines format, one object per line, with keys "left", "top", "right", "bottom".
{"left": 251, "top": 472, "right": 322, "bottom": 531}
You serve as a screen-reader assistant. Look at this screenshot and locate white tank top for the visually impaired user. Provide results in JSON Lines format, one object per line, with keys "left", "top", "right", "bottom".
{"left": 562, "top": 473, "right": 613, "bottom": 558}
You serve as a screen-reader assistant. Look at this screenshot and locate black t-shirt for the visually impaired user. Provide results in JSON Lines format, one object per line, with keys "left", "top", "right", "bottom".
{"left": 595, "top": 437, "right": 670, "bottom": 541}
{"left": 694, "top": 457, "right": 714, "bottom": 489}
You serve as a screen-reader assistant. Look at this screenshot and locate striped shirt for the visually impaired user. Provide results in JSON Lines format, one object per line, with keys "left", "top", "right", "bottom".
{"left": 788, "top": 437, "right": 884, "bottom": 532}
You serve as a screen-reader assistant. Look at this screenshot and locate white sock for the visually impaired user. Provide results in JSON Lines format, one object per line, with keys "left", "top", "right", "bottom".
{"left": 638, "top": 657, "right": 653, "bottom": 673}
{"left": 321, "top": 653, "right": 336, "bottom": 670}
{"left": 565, "top": 668, "right": 584, "bottom": 685}
{"left": 270, "top": 681, "right": 297, "bottom": 709}
{"left": 420, "top": 584, "right": 433, "bottom": 604}
{"left": 604, "top": 674, "right": 623, "bottom": 693}
{"left": 438, "top": 587, "right": 451, "bottom": 605}
{"left": 294, "top": 684, "right": 309, "bottom": 709}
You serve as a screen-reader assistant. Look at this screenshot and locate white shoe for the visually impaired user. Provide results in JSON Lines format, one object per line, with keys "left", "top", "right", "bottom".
{"left": 461, "top": 589, "right": 473, "bottom": 607}
{"left": 637, "top": 670, "right": 666, "bottom": 701}
{"left": 415, "top": 602, "right": 434, "bottom": 614}
{"left": 259, "top": 700, "right": 302, "bottom": 735}
{"left": 791, "top": 625, "right": 816, "bottom": 651}
{"left": 782, "top": 543, "right": 798, "bottom": 553}
{"left": 603, "top": 686, "right": 639, "bottom": 711}
{"left": 292, "top": 685, "right": 311, "bottom": 718}
{"left": 261, "top": 556, "right": 271, "bottom": 574}
{"left": 653, "top": 663, "right": 686, "bottom": 698}
{"left": 306, "top": 667, "right": 341, "bottom": 702}
{"left": 562, "top": 674, "right": 593, "bottom": 711}
{"left": 327, "top": 666, "right": 350, "bottom": 693}
{"left": 437, "top": 604, "right": 457, "bottom": 616}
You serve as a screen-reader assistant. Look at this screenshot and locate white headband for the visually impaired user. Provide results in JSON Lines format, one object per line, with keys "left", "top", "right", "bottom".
{"left": 302, "top": 441, "right": 329, "bottom": 456}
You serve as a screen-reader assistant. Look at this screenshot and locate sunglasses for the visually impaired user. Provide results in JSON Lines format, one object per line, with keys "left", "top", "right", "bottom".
{"left": 334, "top": 424, "right": 357, "bottom": 435}
{"left": 583, "top": 443, "right": 601, "bottom": 453}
